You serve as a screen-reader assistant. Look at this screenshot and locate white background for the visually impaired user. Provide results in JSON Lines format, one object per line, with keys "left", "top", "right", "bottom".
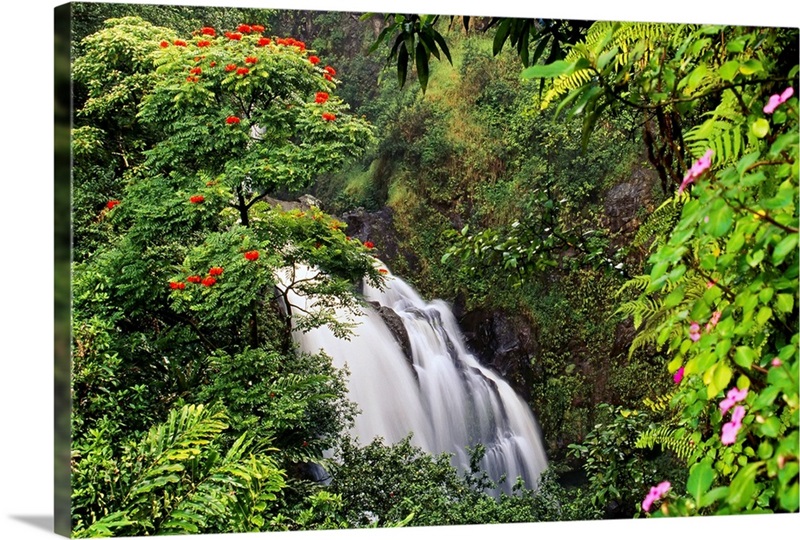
{"left": 1, "top": 0, "right": 798, "bottom": 539}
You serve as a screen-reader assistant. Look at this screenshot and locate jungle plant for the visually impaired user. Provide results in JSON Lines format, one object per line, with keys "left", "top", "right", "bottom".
{"left": 529, "top": 22, "right": 799, "bottom": 516}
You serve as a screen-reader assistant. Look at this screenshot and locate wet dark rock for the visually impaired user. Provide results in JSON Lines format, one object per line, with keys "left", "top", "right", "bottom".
{"left": 455, "top": 306, "right": 538, "bottom": 402}
{"left": 342, "top": 207, "right": 419, "bottom": 271}
{"left": 367, "top": 301, "right": 414, "bottom": 370}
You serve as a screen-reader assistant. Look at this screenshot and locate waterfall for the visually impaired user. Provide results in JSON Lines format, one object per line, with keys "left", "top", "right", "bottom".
{"left": 287, "top": 264, "right": 548, "bottom": 493}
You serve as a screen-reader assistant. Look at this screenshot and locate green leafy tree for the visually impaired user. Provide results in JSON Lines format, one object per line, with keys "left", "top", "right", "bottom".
{"left": 529, "top": 22, "right": 799, "bottom": 516}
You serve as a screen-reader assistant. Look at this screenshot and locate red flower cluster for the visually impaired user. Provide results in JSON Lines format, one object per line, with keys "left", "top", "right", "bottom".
{"left": 174, "top": 39, "right": 187, "bottom": 47}
{"left": 324, "top": 65, "right": 336, "bottom": 76}
{"left": 378, "top": 268, "right": 389, "bottom": 275}
{"left": 209, "top": 61, "right": 217, "bottom": 67}
{"left": 244, "top": 250, "right": 259, "bottom": 261}
{"left": 224, "top": 32, "right": 242, "bottom": 40}
{"left": 322, "top": 112, "right": 336, "bottom": 121}
{"left": 189, "top": 67, "right": 202, "bottom": 75}
{"left": 315, "top": 91, "right": 329, "bottom": 104}
{"left": 169, "top": 281, "right": 186, "bottom": 290}
{"left": 106, "top": 199, "right": 120, "bottom": 210}
{"left": 186, "top": 76, "right": 200, "bottom": 83}
{"left": 257, "top": 37, "right": 271, "bottom": 46}
{"left": 201, "top": 276, "right": 217, "bottom": 287}
{"left": 276, "top": 37, "right": 306, "bottom": 50}
{"left": 190, "top": 195, "right": 205, "bottom": 203}
{"left": 209, "top": 266, "right": 224, "bottom": 276}
{"left": 187, "top": 275, "right": 202, "bottom": 284}
{"left": 226, "top": 116, "right": 241, "bottom": 124}
{"left": 237, "top": 67, "right": 250, "bottom": 75}
{"left": 244, "top": 56, "right": 258, "bottom": 64}
{"left": 237, "top": 24, "right": 252, "bottom": 33}
{"left": 201, "top": 27, "right": 216, "bottom": 36}
{"left": 197, "top": 39, "right": 211, "bottom": 47}
{"left": 225, "top": 63, "right": 237, "bottom": 72}
{"left": 160, "top": 40, "right": 169, "bottom": 48}
{"left": 308, "top": 55, "right": 320, "bottom": 65}
{"left": 364, "top": 241, "right": 374, "bottom": 249}
{"left": 252, "top": 24, "right": 265, "bottom": 33}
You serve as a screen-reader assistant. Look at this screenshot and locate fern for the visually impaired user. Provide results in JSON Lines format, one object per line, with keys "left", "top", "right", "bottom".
{"left": 636, "top": 425, "right": 698, "bottom": 463}
{"left": 633, "top": 192, "right": 687, "bottom": 250}
{"left": 73, "top": 404, "right": 286, "bottom": 537}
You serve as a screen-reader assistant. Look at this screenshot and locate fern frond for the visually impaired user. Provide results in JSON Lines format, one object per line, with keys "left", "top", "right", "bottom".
{"left": 636, "top": 425, "right": 698, "bottom": 463}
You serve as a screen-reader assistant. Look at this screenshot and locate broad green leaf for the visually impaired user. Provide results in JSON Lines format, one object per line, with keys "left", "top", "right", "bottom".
{"left": 687, "top": 459, "right": 714, "bottom": 503}
{"left": 522, "top": 60, "right": 576, "bottom": 79}
{"left": 775, "top": 293, "right": 794, "bottom": 313}
{"left": 707, "top": 204, "right": 735, "bottom": 238}
{"left": 751, "top": 118, "right": 770, "bottom": 139}
{"left": 726, "top": 463, "right": 760, "bottom": 509}
{"left": 772, "top": 233, "right": 798, "bottom": 265}
{"left": 758, "top": 416, "right": 782, "bottom": 437}
{"left": 739, "top": 59, "right": 764, "bottom": 75}
{"left": 719, "top": 60, "right": 739, "bottom": 82}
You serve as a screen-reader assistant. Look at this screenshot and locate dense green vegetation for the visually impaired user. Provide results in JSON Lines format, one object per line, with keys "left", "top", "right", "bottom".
{"left": 68, "top": 4, "right": 798, "bottom": 535}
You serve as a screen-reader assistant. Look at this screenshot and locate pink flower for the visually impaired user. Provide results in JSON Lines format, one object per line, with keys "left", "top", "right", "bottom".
{"left": 673, "top": 366, "right": 685, "bottom": 384}
{"left": 772, "top": 357, "right": 782, "bottom": 367}
{"left": 678, "top": 149, "right": 714, "bottom": 194}
{"left": 706, "top": 310, "right": 722, "bottom": 332}
{"left": 721, "top": 406, "right": 746, "bottom": 445}
{"left": 721, "top": 420, "right": 740, "bottom": 445}
{"left": 720, "top": 387, "right": 747, "bottom": 415}
{"left": 641, "top": 481, "right": 671, "bottom": 512}
{"left": 689, "top": 322, "right": 701, "bottom": 342}
{"left": 763, "top": 87, "right": 794, "bottom": 114}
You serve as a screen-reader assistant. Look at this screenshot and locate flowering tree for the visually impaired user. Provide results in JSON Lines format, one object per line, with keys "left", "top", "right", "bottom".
{"left": 528, "top": 23, "right": 798, "bottom": 515}
{"left": 71, "top": 18, "right": 380, "bottom": 535}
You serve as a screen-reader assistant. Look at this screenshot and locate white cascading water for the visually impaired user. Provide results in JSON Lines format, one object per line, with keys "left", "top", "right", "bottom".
{"left": 285, "top": 263, "right": 548, "bottom": 493}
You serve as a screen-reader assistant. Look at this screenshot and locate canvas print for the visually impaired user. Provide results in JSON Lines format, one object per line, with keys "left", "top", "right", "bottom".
{"left": 56, "top": 1, "right": 799, "bottom": 537}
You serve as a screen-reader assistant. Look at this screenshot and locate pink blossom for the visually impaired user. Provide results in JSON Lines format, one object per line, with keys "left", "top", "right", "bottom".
{"left": 706, "top": 280, "right": 716, "bottom": 289}
{"left": 678, "top": 149, "right": 714, "bottom": 194}
{"left": 719, "top": 387, "right": 748, "bottom": 415}
{"left": 706, "top": 311, "right": 722, "bottom": 332}
{"left": 689, "top": 322, "right": 701, "bottom": 342}
{"left": 771, "top": 357, "right": 782, "bottom": 367}
{"left": 641, "top": 481, "right": 671, "bottom": 512}
{"left": 673, "top": 366, "right": 685, "bottom": 384}
{"left": 721, "top": 420, "right": 741, "bottom": 445}
{"left": 763, "top": 87, "right": 794, "bottom": 114}
{"left": 731, "top": 405, "right": 745, "bottom": 424}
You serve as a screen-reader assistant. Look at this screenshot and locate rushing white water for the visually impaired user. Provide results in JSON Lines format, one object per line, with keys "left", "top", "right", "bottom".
{"left": 286, "top": 264, "right": 548, "bottom": 493}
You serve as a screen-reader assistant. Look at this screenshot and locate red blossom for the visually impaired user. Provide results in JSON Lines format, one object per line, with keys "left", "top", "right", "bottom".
{"left": 169, "top": 281, "right": 186, "bottom": 290}
{"left": 237, "top": 67, "right": 250, "bottom": 75}
{"left": 225, "top": 63, "right": 237, "bottom": 72}
{"left": 201, "top": 276, "right": 217, "bottom": 287}
{"left": 315, "top": 92, "right": 329, "bottom": 104}
{"left": 378, "top": 268, "right": 389, "bottom": 275}
{"left": 364, "top": 241, "right": 374, "bottom": 249}
{"left": 257, "top": 37, "right": 271, "bottom": 46}
{"left": 225, "top": 32, "right": 242, "bottom": 41}
{"left": 324, "top": 73, "right": 333, "bottom": 82}
{"left": 201, "top": 27, "right": 216, "bottom": 36}
{"left": 244, "top": 56, "right": 258, "bottom": 64}
{"left": 189, "top": 67, "right": 202, "bottom": 75}
{"left": 308, "top": 55, "right": 320, "bottom": 65}
{"left": 208, "top": 266, "right": 224, "bottom": 276}
{"left": 244, "top": 250, "right": 259, "bottom": 261}
{"left": 106, "top": 199, "right": 120, "bottom": 209}
{"left": 322, "top": 112, "right": 336, "bottom": 121}
{"left": 226, "top": 116, "right": 241, "bottom": 124}
{"left": 205, "top": 180, "right": 215, "bottom": 186}
{"left": 197, "top": 39, "right": 211, "bottom": 47}
{"left": 324, "top": 65, "right": 336, "bottom": 76}
{"left": 173, "top": 39, "right": 187, "bottom": 47}
{"left": 237, "top": 24, "right": 252, "bottom": 33}
{"left": 186, "top": 76, "right": 199, "bottom": 83}
{"left": 252, "top": 24, "right": 265, "bottom": 32}
{"left": 209, "top": 61, "right": 217, "bottom": 67}
{"left": 160, "top": 40, "right": 169, "bottom": 48}
{"left": 276, "top": 38, "right": 287, "bottom": 45}
{"left": 190, "top": 195, "right": 205, "bottom": 203}
{"left": 187, "top": 275, "right": 202, "bottom": 284}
